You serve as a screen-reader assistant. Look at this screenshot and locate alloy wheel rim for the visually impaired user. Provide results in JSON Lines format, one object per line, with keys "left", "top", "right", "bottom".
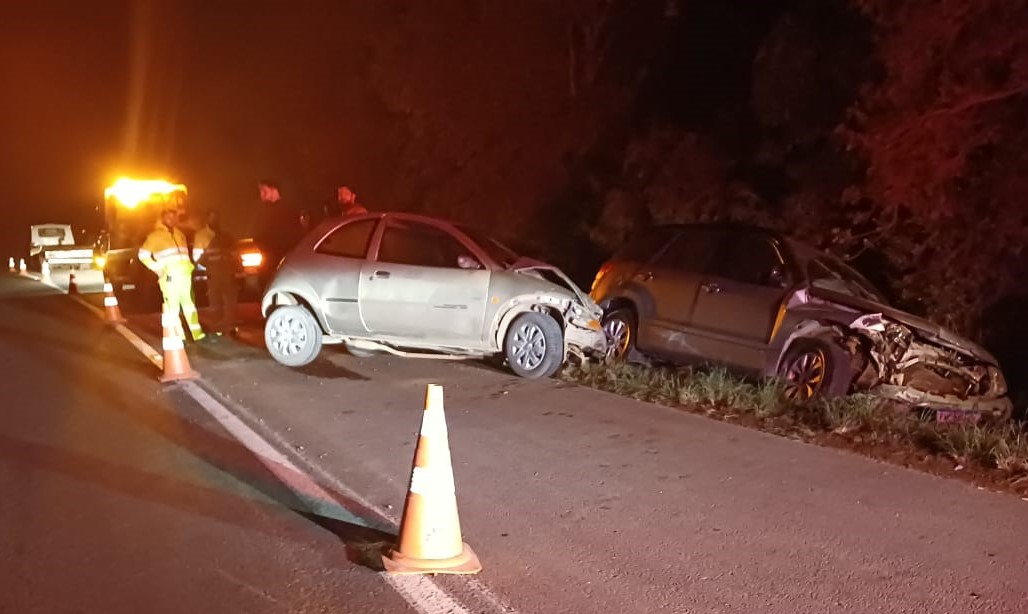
{"left": 784, "top": 349, "right": 827, "bottom": 400}
{"left": 270, "top": 314, "right": 308, "bottom": 356}
{"left": 511, "top": 323, "right": 546, "bottom": 370}
{"left": 603, "top": 317, "right": 630, "bottom": 359}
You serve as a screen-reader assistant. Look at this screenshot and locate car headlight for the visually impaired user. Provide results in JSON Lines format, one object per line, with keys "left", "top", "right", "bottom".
{"left": 569, "top": 303, "right": 602, "bottom": 331}
{"left": 989, "top": 366, "right": 1008, "bottom": 396}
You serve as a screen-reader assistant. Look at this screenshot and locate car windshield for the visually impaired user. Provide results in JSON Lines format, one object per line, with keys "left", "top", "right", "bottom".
{"left": 805, "top": 252, "right": 886, "bottom": 303}
{"left": 457, "top": 225, "right": 521, "bottom": 268}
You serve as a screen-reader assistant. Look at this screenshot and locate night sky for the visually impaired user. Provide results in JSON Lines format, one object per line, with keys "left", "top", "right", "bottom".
{"left": 1, "top": 1, "right": 384, "bottom": 255}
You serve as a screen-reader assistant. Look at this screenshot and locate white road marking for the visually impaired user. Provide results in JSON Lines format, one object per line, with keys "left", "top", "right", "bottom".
{"left": 56, "top": 284, "right": 496, "bottom": 614}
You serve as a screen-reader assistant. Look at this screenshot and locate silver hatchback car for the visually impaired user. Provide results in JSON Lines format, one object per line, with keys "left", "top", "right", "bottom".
{"left": 260, "top": 212, "right": 607, "bottom": 378}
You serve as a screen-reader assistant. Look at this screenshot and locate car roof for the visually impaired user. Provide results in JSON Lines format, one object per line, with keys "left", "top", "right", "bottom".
{"left": 339, "top": 211, "right": 462, "bottom": 228}
{"left": 643, "top": 222, "right": 788, "bottom": 243}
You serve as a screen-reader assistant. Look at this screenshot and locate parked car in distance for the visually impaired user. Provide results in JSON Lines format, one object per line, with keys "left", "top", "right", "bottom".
{"left": 590, "top": 223, "right": 1012, "bottom": 422}
{"left": 260, "top": 212, "right": 607, "bottom": 378}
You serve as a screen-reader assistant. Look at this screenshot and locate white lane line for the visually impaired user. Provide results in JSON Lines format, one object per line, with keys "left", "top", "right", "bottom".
{"left": 58, "top": 286, "right": 490, "bottom": 614}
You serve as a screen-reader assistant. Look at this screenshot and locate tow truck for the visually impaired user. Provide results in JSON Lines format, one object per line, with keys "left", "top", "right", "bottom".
{"left": 94, "top": 177, "right": 266, "bottom": 309}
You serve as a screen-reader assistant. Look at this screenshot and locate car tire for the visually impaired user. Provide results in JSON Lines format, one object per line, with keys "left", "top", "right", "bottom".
{"left": 602, "top": 307, "right": 638, "bottom": 362}
{"left": 265, "top": 305, "right": 323, "bottom": 367}
{"left": 779, "top": 336, "right": 857, "bottom": 401}
{"left": 504, "top": 311, "right": 564, "bottom": 379}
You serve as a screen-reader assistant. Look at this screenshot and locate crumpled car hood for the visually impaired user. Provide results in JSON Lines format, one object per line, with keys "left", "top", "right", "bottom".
{"left": 808, "top": 286, "right": 998, "bottom": 365}
{"left": 510, "top": 257, "right": 602, "bottom": 316}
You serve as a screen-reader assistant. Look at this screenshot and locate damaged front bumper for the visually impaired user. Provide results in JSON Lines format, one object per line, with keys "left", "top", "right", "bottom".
{"left": 566, "top": 323, "right": 608, "bottom": 360}
{"left": 870, "top": 385, "right": 1013, "bottom": 422}
{"left": 849, "top": 313, "right": 1013, "bottom": 421}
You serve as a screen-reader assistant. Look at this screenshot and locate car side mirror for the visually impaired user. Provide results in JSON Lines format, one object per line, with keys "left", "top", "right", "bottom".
{"left": 457, "top": 255, "right": 482, "bottom": 270}
{"left": 768, "top": 264, "right": 789, "bottom": 288}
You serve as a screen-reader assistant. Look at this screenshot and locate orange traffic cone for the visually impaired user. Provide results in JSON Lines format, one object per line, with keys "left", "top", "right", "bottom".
{"left": 102, "top": 282, "right": 126, "bottom": 324}
{"left": 67, "top": 272, "right": 78, "bottom": 295}
{"left": 159, "top": 306, "right": 198, "bottom": 383}
{"left": 7, "top": 257, "right": 14, "bottom": 272}
{"left": 382, "top": 384, "right": 481, "bottom": 575}
{"left": 19, "top": 258, "right": 26, "bottom": 273}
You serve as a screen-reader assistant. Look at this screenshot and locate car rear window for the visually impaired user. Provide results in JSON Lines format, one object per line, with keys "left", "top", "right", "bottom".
{"left": 37, "top": 228, "right": 67, "bottom": 238}
{"left": 315, "top": 219, "right": 376, "bottom": 259}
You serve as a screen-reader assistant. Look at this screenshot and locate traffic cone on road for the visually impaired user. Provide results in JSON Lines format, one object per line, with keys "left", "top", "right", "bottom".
{"left": 159, "top": 306, "right": 198, "bottom": 383}
{"left": 8, "top": 257, "right": 14, "bottom": 272}
{"left": 382, "top": 384, "right": 481, "bottom": 575}
{"left": 67, "top": 273, "right": 78, "bottom": 295}
{"left": 18, "top": 258, "right": 26, "bottom": 273}
{"left": 102, "top": 282, "right": 126, "bottom": 324}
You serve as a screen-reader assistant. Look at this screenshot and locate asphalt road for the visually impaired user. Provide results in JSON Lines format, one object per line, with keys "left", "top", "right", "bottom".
{"left": 0, "top": 273, "right": 414, "bottom": 614}
{"left": 4, "top": 270, "right": 1028, "bottom": 613}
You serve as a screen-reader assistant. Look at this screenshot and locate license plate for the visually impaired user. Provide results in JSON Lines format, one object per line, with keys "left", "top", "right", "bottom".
{"left": 123, "top": 283, "right": 136, "bottom": 290}
{"left": 936, "top": 409, "right": 977, "bottom": 424}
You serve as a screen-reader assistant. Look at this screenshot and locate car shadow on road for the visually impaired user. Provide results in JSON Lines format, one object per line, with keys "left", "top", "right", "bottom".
{"left": 0, "top": 433, "right": 395, "bottom": 568}
{"left": 295, "top": 358, "right": 370, "bottom": 381}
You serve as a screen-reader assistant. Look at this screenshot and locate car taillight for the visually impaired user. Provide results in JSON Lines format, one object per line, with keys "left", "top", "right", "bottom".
{"left": 240, "top": 251, "right": 263, "bottom": 269}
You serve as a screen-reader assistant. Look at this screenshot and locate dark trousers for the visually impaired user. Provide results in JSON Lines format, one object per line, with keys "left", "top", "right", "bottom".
{"left": 207, "top": 270, "right": 239, "bottom": 334}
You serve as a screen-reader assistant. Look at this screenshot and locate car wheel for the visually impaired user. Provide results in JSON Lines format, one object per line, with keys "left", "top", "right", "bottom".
{"left": 265, "top": 305, "right": 323, "bottom": 367}
{"left": 504, "top": 312, "right": 564, "bottom": 379}
{"left": 602, "top": 308, "right": 637, "bottom": 361}
{"left": 779, "top": 337, "right": 857, "bottom": 401}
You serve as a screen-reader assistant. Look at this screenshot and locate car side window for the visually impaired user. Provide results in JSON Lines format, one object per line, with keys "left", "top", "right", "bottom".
{"left": 378, "top": 221, "right": 481, "bottom": 269}
{"left": 315, "top": 219, "right": 376, "bottom": 259}
{"left": 711, "top": 235, "right": 784, "bottom": 287}
{"left": 653, "top": 229, "right": 721, "bottom": 273}
{"left": 615, "top": 228, "right": 679, "bottom": 263}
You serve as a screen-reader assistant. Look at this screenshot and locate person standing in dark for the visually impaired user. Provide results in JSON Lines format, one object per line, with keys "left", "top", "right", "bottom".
{"left": 193, "top": 209, "right": 240, "bottom": 336}
{"left": 252, "top": 179, "right": 301, "bottom": 288}
{"left": 336, "top": 185, "right": 368, "bottom": 217}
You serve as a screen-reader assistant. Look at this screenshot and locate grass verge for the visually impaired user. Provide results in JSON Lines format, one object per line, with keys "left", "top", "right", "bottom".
{"left": 562, "top": 361, "right": 1028, "bottom": 497}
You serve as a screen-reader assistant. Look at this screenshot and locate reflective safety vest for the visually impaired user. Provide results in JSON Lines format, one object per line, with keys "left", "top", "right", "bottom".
{"left": 138, "top": 221, "right": 193, "bottom": 276}
{"left": 192, "top": 225, "right": 215, "bottom": 263}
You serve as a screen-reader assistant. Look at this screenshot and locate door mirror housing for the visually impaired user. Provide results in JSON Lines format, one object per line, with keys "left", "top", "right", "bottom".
{"left": 457, "top": 254, "right": 482, "bottom": 270}
{"left": 768, "top": 264, "right": 789, "bottom": 288}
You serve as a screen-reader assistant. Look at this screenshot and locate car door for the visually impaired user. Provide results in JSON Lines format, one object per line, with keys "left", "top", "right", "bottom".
{"left": 633, "top": 228, "right": 723, "bottom": 361}
{"left": 686, "top": 233, "right": 790, "bottom": 370}
{"left": 309, "top": 218, "right": 379, "bottom": 334}
{"left": 360, "top": 219, "right": 489, "bottom": 344}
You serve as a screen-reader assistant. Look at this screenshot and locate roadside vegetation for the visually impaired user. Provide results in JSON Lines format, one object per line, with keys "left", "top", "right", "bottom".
{"left": 562, "top": 362, "right": 1028, "bottom": 497}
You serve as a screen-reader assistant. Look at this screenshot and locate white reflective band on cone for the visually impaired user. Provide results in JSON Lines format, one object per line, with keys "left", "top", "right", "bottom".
{"left": 162, "top": 335, "right": 185, "bottom": 350}
{"left": 162, "top": 312, "right": 178, "bottom": 327}
{"left": 104, "top": 296, "right": 118, "bottom": 307}
{"left": 103, "top": 283, "right": 114, "bottom": 292}
{"left": 409, "top": 465, "right": 456, "bottom": 496}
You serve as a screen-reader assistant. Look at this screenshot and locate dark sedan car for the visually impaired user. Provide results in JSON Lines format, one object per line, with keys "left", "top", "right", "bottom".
{"left": 590, "top": 223, "right": 1012, "bottom": 422}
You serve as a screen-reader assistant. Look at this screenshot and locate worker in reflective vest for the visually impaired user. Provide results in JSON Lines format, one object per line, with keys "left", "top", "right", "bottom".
{"left": 139, "top": 205, "right": 206, "bottom": 342}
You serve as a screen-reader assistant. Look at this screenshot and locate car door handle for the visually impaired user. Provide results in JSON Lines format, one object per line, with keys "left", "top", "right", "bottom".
{"left": 700, "top": 282, "right": 721, "bottom": 294}
{"left": 373, "top": 270, "right": 391, "bottom": 279}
